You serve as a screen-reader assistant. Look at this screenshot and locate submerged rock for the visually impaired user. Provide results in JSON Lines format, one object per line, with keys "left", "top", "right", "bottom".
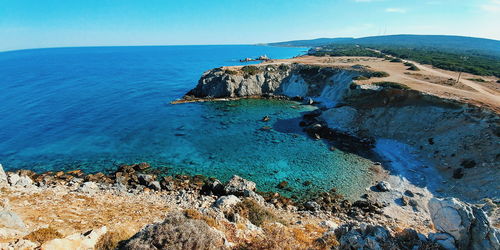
{"left": 375, "top": 181, "right": 391, "bottom": 192}
{"left": 452, "top": 168, "right": 464, "bottom": 179}
{"left": 428, "top": 197, "right": 500, "bottom": 250}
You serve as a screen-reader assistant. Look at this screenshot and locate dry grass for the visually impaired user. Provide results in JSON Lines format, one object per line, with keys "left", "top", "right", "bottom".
{"left": 5, "top": 188, "right": 170, "bottom": 238}
{"left": 233, "top": 199, "right": 279, "bottom": 227}
{"left": 95, "top": 228, "right": 135, "bottom": 250}
{"left": 24, "top": 227, "right": 62, "bottom": 244}
{"left": 238, "top": 223, "right": 338, "bottom": 250}
{"left": 183, "top": 209, "right": 219, "bottom": 229}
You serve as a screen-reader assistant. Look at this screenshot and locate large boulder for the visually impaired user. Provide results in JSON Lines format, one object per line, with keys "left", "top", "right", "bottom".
{"left": 428, "top": 197, "right": 500, "bottom": 250}
{"left": 213, "top": 195, "right": 241, "bottom": 210}
{"left": 0, "top": 198, "right": 27, "bottom": 238}
{"left": 121, "top": 212, "right": 228, "bottom": 250}
{"left": 0, "top": 164, "right": 7, "bottom": 187}
{"left": 224, "top": 175, "right": 256, "bottom": 196}
{"left": 41, "top": 226, "right": 107, "bottom": 250}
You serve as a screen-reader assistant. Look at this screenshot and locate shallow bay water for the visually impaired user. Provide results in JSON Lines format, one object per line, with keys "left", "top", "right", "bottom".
{"left": 0, "top": 45, "right": 374, "bottom": 199}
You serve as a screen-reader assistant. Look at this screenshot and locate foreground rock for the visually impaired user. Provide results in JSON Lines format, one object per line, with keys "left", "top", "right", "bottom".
{"left": 224, "top": 175, "right": 256, "bottom": 195}
{"left": 121, "top": 212, "right": 228, "bottom": 250}
{"left": 429, "top": 197, "right": 500, "bottom": 250}
{"left": 0, "top": 164, "right": 8, "bottom": 187}
{"left": 0, "top": 199, "right": 27, "bottom": 239}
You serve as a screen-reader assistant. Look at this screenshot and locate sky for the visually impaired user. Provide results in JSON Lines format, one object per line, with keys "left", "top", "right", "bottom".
{"left": 1, "top": 0, "right": 499, "bottom": 51}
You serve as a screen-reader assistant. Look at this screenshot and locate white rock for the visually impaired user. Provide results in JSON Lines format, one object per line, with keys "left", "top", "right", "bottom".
{"left": 319, "top": 220, "right": 338, "bottom": 231}
{"left": 243, "top": 190, "right": 265, "bottom": 204}
{"left": 42, "top": 226, "right": 107, "bottom": 250}
{"left": 0, "top": 164, "right": 8, "bottom": 187}
{"left": 428, "top": 197, "right": 500, "bottom": 250}
{"left": 79, "top": 182, "right": 99, "bottom": 194}
{"left": 0, "top": 198, "right": 27, "bottom": 238}
{"left": 0, "top": 239, "right": 38, "bottom": 250}
{"left": 7, "top": 173, "right": 20, "bottom": 186}
{"left": 213, "top": 195, "right": 241, "bottom": 209}
{"left": 15, "top": 176, "right": 33, "bottom": 187}
{"left": 429, "top": 232, "right": 457, "bottom": 250}
{"left": 224, "top": 175, "right": 256, "bottom": 195}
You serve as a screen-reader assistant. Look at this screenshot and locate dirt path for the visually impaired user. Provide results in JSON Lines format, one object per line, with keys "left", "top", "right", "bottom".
{"left": 259, "top": 55, "right": 500, "bottom": 113}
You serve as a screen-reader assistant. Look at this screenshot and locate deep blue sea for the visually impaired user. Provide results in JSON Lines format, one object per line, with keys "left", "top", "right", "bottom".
{"left": 0, "top": 45, "right": 373, "bottom": 199}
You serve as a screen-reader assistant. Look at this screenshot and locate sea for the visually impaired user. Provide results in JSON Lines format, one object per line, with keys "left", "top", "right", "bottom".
{"left": 0, "top": 45, "right": 374, "bottom": 199}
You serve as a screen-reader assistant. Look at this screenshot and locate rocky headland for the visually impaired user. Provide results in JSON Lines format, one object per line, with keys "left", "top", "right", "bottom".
{"left": 1, "top": 55, "right": 499, "bottom": 249}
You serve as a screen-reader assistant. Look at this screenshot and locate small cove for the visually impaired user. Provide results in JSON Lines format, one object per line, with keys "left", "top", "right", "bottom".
{"left": 0, "top": 45, "right": 376, "bottom": 199}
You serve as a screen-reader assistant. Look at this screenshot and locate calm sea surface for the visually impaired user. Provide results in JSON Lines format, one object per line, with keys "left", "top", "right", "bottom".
{"left": 0, "top": 45, "right": 373, "bottom": 199}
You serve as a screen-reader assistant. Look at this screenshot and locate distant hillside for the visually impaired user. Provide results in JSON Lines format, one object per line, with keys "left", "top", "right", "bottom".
{"left": 268, "top": 35, "right": 500, "bottom": 57}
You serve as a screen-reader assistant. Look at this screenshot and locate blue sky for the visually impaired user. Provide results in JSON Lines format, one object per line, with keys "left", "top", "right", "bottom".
{"left": 1, "top": 0, "right": 499, "bottom": 51}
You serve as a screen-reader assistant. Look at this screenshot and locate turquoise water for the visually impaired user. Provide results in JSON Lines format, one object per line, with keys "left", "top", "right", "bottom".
{"left": 0, "top": 45, "right": 374, "bottom": 199}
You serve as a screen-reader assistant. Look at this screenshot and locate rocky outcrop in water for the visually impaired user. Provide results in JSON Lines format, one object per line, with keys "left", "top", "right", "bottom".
{"left": 186, "top": 64, "right": 362, "bottom": 104}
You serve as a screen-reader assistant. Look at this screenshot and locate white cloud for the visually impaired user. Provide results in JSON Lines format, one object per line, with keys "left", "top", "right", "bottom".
{"left": 385, "top": 8, "right": 407, "bottom": 13}
{"left": 481, "top": 0, "right": 500, "bottom": 13}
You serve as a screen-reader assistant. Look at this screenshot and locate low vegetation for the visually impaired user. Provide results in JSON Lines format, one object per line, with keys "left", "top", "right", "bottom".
{"left": 378, "top": 47, "right": 500, "bottom": 77}
{"left": 373, "top": 81, "right": 410, "bottom": 90}
{"left": 309, "top": 44, "right": 383, "bottom": 58}
{"left": 467, "top": 78, "right": 486, "bottom": 82}
{"left": 390, "top": 58, "right": 403, "bottom": 63}
{"left": 95, "top": 228, "right": 135, "bottom": 250}
{"left": 353, "top": 75, "right": 369, "bottom": 80}
{"left": 24, "top": 227, "right": 62, "bottom": 244}
{"left": 224, "top": 69, "right": 238, "bottom": 75}
{"left": 241, "top": 65, "right": 261, "bottom": 76}
{"left": 309, "top": 44, "right": 500, "bottom": 77}
{"left": 233, "top": 199, "right": 279, "bottom": 226}
{"left": 238, "top": 223, "right": 338, "bottom": 249}
{"left": 371, "top": 71, "right": 390, "bottom": 77}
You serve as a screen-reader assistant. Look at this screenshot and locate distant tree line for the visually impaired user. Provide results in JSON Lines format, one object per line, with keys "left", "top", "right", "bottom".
{"left": 309, "top": 44, "right": 500, "bottom": 77}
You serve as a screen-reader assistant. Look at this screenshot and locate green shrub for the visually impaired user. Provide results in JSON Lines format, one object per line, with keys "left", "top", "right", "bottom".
{"left": 278, "top": 64, "right": 290, "bottom": 71}
{"left": 390, "top": 58, "right": 403, "bottom": 63}
{"left": 241, "top": 65, "right": 261, "bottom": 75}
{"left": 371, "top": 71, "right": 390, "bottom": 77}
{"left": 407, "top": 65, "right": 420, "bottom": 71}
{"left": 224, "top": 69, "right": 238, "bottom": 75}
{"left": 374, "top": 81, "right": 410, "bottom": 90}
{"left": 467, "top": 78, "right": 486, "bottom": 82}
{"left": 353, "top": 75, "right": 369, "bottom": 80}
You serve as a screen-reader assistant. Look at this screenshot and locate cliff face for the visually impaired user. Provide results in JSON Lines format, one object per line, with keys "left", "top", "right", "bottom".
{"left": 321, "top": 89, "right": 499, "bottom": 200}
{"left": 188, "top": 64, "right": 360, "bottom": 106}
{"left": 188, "top": 63, "right": 500, "bottom": 201}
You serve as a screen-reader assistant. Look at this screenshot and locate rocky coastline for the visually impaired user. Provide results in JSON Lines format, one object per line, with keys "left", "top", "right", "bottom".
{"left": 1, "top": 58, "right": 499, "bottom": 249}
{"left": 1, "top": 162, "right": 498, "bottom": 249}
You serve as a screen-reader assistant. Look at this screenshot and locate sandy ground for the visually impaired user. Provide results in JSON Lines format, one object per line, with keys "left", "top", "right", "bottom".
{"left": 261, "top": 55, "right": 500, "bottom": 113}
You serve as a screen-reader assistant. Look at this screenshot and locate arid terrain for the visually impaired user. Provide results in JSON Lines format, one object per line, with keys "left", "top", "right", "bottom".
{"left": 261, "top": 55, "right": 500, "bottom": 113}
